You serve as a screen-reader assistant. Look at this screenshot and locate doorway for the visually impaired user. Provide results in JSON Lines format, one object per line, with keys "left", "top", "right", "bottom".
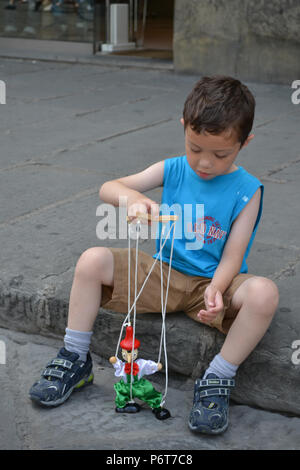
{"left": 100, "top": 0, "right": 174, "bottom": 61}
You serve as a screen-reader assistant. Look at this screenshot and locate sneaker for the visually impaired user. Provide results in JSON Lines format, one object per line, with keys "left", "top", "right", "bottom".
{"left": 188, "top": 373, "right": 235, "bottom": 434}
{"left": 29, "top": 347, "right": 93, "bottom": 407}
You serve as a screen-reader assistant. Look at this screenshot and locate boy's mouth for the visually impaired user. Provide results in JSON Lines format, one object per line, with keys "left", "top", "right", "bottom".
{"left": 198, "top": 171, "right": 211, "bottom": 178}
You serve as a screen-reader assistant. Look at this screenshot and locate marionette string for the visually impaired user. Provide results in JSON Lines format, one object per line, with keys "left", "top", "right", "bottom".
{"left": 114, "top": 217, "right": 176, "bottom": 407}
{"left": 158, "top": 221, "right": 175, "bottom": 407}
{"left": 114, "top": 219, "right": 176, "bottom": 357}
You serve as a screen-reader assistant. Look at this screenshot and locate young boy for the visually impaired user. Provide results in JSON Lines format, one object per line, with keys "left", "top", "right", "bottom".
{"left": 29, "top": 76, "right": 279, "bottom": 435}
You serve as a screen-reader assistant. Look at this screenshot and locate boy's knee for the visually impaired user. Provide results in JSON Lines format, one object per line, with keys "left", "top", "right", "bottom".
{"left": 75, "top": 247, "right": 112, "bottom": 281}
{"left": 246, "top": 276, "right": 279, "bottom": 314}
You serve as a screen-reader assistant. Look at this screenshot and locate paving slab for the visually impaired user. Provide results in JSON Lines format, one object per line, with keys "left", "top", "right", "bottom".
{"left": 0, "top": 164, "right": 102, "bottom": 222}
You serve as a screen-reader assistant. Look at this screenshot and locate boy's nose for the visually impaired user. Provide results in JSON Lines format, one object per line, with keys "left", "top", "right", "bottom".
{"left": 198, "top": 158, "right": 213, "bottom": 170}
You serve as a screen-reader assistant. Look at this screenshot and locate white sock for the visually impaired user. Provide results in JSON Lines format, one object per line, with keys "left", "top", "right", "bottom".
{"left": 203, "top": 353, "right": 238, "bottom": 379}
{"left": 64, "top": 328, "right": 93, "bottom": 362}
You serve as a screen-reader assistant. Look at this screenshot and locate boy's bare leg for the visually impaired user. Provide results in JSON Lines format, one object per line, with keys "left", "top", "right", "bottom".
{"left": 220, "top": 276, "right": 279, "bottom": 365}
{"left": 29, "top": 247, "right": 114, "bottom": 405}
{"left": 189, "top": 276, "right": 279, "bottom": 434}
{"left": 67, "top": 247, "right": 114, "bottom": 332}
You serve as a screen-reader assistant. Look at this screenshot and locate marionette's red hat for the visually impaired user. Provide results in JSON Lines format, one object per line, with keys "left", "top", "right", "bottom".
{"left": 120, "top": 325, "right": 140, "bottom": 351}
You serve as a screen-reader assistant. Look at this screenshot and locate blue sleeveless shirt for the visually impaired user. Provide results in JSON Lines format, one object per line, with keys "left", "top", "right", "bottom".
{"left": 153, "top": 155, "right": 264, "bottom": 278}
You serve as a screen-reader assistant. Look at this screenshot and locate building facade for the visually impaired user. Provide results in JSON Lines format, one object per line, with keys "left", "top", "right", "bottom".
{"left": 0, "top": 0, "right": 299, "bottom": 84}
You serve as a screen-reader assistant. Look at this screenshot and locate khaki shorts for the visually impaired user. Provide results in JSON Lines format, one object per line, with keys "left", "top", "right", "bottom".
{"left": 101, "top": 248, "right": 254, "bottom": 335}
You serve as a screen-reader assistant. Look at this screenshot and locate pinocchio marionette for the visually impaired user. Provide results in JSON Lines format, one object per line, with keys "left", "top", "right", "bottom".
{"left": 109, "top": 325, "right": 171, "bottom": 420}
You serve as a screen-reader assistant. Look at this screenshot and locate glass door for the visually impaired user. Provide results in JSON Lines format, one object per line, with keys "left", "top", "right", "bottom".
{"left": 1, "top": 0, "right": 96, "bottom": 42}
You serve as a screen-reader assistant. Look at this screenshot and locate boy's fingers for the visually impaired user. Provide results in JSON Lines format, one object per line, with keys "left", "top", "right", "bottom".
{"left": 149, "top": 202, "right": 160, "bottom": 224}
{"left": 149, "top": 201, "right": 160, "bottom": 216}
{"left": 203, "top": 305, "right": 220, "bottom": 314}
{"left": 128, "top": 200, "right": 159, "bottom": 224}
{"left": 201, "top": 310, "right": 218, "bottom": 317}
{"left": 197, "top": 309, "right": 219, "bottom": 321}
{"left": 128, "top": 204, "right": 146, "bottom": 217}
{"left": 205, "top": 292, "right": 223, "bottom": 312}
{"left": 216, "top": 290, "right": 223, "bottom": 304}
{"left": 204, "top": 291, "right": 216, "bottom": 309}
{"left": 206, "top": 296, "right": 215, "bottom": 307}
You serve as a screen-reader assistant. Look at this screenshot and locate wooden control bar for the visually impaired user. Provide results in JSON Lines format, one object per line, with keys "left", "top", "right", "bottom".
{"left": 127, "top": 212, "right": 179, "bottom": 223}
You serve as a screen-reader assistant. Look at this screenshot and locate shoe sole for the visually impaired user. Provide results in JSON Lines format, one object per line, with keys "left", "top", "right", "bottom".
{"left": 29, "top": 372, "right": 94, "bottom": 407}
{"left": 188, "top": 420, "right": 228, "bottom": 435}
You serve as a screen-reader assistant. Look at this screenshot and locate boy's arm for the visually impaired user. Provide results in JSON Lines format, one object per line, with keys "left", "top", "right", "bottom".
{"left": 99, "top": 160, "right": 164, "bottom": 218}
{"left": 199, "top": 187, "right": 262, "bottom": 321}
{"left": 211, "top": 187, "right": 262, "bottom": 294}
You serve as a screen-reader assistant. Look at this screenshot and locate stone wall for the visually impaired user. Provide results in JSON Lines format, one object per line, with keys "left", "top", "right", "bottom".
{"left": 173, "top": 0, "right": 300, "bottom": 84}
{"left": 1, "top": 273, "right": 300, "bottom": 417}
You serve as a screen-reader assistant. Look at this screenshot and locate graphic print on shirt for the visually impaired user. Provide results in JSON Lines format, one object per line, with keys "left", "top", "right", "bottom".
{"left": 187, "top": 216, "right": 227, "bottom": 245}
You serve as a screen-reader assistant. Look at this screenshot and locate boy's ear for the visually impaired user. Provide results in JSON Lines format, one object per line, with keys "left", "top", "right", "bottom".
{"left": 180, "top": 117, "right": 184, "bottom": 126}
{"left": 241, "top": 133, "right": 255, "bottom": 148}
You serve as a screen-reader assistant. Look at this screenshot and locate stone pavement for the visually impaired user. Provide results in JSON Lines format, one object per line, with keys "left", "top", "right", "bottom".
{"left": 1, "top": 327, "right": 300, "bottom": 450}
{"left": 0, "top": 57, "right": 300, "bottom": 450}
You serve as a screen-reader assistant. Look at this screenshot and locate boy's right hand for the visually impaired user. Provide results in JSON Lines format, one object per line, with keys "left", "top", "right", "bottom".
{"left": 127, "top": 197, "right": 160, "bottom": 224}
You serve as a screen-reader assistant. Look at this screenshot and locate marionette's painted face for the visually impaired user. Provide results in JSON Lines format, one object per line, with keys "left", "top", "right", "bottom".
{"left": 122, "top": 348, "right": 138, "bottom": 362}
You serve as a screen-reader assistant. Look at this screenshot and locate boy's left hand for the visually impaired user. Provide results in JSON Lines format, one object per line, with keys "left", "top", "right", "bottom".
{"left": 197, "top": 284, "right": 224, "bottom": 323}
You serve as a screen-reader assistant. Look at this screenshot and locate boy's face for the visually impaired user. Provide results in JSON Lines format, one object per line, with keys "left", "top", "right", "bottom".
{"left": 182, "top": 121, "right": 253, "bottom": 180}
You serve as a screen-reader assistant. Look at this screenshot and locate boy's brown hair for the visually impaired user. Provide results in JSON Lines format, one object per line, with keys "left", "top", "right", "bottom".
{"left": 183, "top": 76, "right": 256, "bottom": 146}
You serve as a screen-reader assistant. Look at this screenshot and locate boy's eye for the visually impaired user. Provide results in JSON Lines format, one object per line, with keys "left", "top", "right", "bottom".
{"left": 191, "top": 148, "right": 201, "bottom": 153}
{"left": 215, "top": 153, "right": 229, "bottom": 159}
